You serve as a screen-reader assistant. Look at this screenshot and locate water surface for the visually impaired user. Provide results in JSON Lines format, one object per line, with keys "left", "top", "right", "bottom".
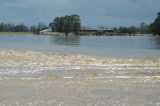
{"left": 0, "top": 40, "right": 160, "bottom": 106}
{"left": 0, "top": 34, "right": 160, "bottom": 58}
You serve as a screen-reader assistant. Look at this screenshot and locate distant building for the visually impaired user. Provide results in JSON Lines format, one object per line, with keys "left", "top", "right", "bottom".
{"left": 39, "top": 28, "right": 52, "bottom": 34}
{"left": 39, "top": 28, "right": 116, "bottom": 36}
{"left": 79, "top": 28, "right": 114, "bottom": 35}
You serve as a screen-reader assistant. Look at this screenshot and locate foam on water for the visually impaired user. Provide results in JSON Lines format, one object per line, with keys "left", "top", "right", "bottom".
{"left": 0, "top": 49, "right": 159, "bottom": 80}
{"left": 0, "top": 64, "right": 159, "bottom": 75}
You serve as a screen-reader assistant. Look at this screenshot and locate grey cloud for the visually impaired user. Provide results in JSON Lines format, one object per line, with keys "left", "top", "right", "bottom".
{"left": 0, "top": 0, "right": 160, "bottom": 27}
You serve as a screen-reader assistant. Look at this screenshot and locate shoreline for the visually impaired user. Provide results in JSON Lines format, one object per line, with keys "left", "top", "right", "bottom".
{"left": 0, "top": 32, "right": 33, "bottom": 35}
{"left": 0, "top": 31, "right": 155, "bottom": 37}
{"left": 39, "top": 29, "right": 152, "bottom": 36}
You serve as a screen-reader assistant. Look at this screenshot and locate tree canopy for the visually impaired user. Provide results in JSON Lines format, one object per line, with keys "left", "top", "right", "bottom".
{"left": 49, "top": 15, "right": 81, "bottom": 35}
{"left": 113, "top": 23, "right": 150, "bottom": 35}
{"left": 0, "top": 23, "right": 29, "bottom": 32}
{"left": 0, "top": 22, "right": 48, "bottom": 34}
{"left": 150, "top": 12, "right": 160, "bottom": 36}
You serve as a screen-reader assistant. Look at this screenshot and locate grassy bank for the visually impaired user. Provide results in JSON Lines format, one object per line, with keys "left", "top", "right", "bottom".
{"left": 0, "top": 32, "right": 33, "bottom": 35}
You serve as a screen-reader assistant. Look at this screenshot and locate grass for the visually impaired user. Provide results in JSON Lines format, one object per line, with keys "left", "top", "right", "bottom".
{"left": 0, "top": 32, "right": 33, "bottom": 35}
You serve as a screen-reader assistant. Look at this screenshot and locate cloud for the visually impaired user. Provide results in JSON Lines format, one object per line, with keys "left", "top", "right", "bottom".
{"left": 0, "top": 0, "right": 160, "bottom": 27}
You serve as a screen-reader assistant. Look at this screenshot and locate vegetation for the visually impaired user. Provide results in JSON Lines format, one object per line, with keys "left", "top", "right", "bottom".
{"left": 0, "top": 32, "right": 32, "bottom": 35}
{"left": 0, "top": 23, "right": 29, "bottom": 32}
{"left": 31, "top": 22, "right": 48, "bottom": 34}
{"left": 49, "top": 14, "right": 81, "bottom": 35}
{"left": 0, "top": 13, "right": 160, "bottom": 36}
{"left": 112, "top": 22, "right": 150, "bottom": 35}
{"left": 139, "top": 22, "right": 150, "bottom": 34}
{"left": 0, "top": 22, "right": 48, "bottom": 34}
{"left": 150, "top": 12, "right": 160, "bottom": 36}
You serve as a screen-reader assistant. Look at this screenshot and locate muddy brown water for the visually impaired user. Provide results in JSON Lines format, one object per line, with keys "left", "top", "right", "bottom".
{"left": 0, "top": 49, "right": 160, "bottom": 106}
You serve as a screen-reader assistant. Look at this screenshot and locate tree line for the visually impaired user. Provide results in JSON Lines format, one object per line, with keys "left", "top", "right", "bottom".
{"left": 0, "top": 12, "right": 160, "bottom": 36}
{"left": 48, "top": 13, "right": 159, "bottom": 36}
{"left": 0, "top": 22, "right": 48, "bottom": 34}
{"left": 112, "top": 22, "right": 150, "bottom": 35}
{"left": 108, "top": 12, "right": 160, "bottom": 36}
{"left": 0, "top": 21, "right": 150, "bottom": 35}
{"left": 0, "top": 23, "right": 29, "bottom": 32}
{"left": 150, "top": 12, "right": 160, "bottom": 36}
{"left": 112, "top": 12, "right": 160, "bottom": 35}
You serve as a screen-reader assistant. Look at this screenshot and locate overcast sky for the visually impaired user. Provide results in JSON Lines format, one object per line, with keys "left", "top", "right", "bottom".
{"left": 0, "top": 0, "right": 160, "bottom": 27}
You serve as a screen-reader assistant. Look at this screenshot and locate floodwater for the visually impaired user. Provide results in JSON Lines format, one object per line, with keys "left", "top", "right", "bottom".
{"left": 0, "top": 50, "right": 159, "bottom": 106}
{"left": 0, "top": 35, "right": 160, "bottom": 105}
{"left": 0, "top": 34, "right": 160, "bottom": 58}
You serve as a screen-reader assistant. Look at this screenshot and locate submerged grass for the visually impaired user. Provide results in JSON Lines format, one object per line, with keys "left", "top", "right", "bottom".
{"left": 0, "top": 32, "right": 33, "bottom": 35}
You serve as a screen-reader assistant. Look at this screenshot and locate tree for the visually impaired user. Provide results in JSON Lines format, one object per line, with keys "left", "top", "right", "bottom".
{"left": 37, "top": 22, "right": 48, "bottom": 31}
{"left": 124, "top": 26, "right": 135, "bottom": 35}
{"left": 139, "top": 22, "right": 150, "bottom": 34}
{"left": 113, "top": 27, "right": 118, "bottom": 32}
{"left": 0, "top": 23, "right": 8, "bottom": 31}
{"left": 15, "top": 24, "right": 29, "bottom": 32}
{"left": 150, "top": 12, "right": 160, "bottom": 36}
{"left": 8, "top": 24, "right": 15, "bottom": 32}
{"left": 140, "top": 22, "right": 145, "bottom": 34}
{"left": 118, "top": 27, "right": 128, "bottom": 33}
{"left": 49, "top": 14, "right": 81, "bottom": 36}
{"left": 72, "top": 15, "right": 81, "bottom": 35}
{"left": 0, "top": 23, "right": 30, "bottom": 32}
{"left": 49, "top": 22, "right": 55, "bottom": 31}
{"left": 129, "top": 26, "right": 138, "bottom": 34}
{"left": 30, "top": 22, "right": 48, "bottom": 34}
{"left": 30, "top": 26, "right": 39, "bottom": 33}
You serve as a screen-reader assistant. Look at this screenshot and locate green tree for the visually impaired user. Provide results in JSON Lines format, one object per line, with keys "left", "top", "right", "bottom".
{"left": 30, "top": 26, "right": 39, "bottom": 33}
{"left": 139, "top": 22, "right": 145, "bottom": 34}
{"left": 37, "top": 22, "right": 48, "bottom": 31}
{"left": 49, "top": 14, "right": 81, "bottom": 36}
{"left": 113, "top": 27, "right": 118, "bottom": 32}
{"left": 0, "top": 23, "right": 16, "bottom": 32}
{"left": 30, "top": 22, "right": 48, "bottom": 34}
{"left": 0, "top": 23, "right": 29, "bottom": 32}
{"left": 150, "top": 12, "right": 160, "bottom": 36}
{"left": 118, "top": 27, "right": 128, "bottom": 33}
{"left": 7, "top": 24, "right": 15, "bottom": 32}
{"left": 128, "top": 26, "right": 138, "bottom": 34}
{"left": 139, "top": 22, "right": 150, "bottom": 34}
{"left": 49, "top": 22, "right": 55, "bottom": 31}
{"left": 0, "top": 23, "right": 6, "bottom": 31}
{"left": 15, "top": 24, "right": 29, "bottom": 32}
{"left": 72, "top": 15, "right": 81, "bottom": 35}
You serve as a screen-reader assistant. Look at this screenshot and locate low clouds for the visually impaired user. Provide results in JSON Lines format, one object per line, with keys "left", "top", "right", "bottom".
{"left": 0, "top": 0, "right": 160, "bottom": 27}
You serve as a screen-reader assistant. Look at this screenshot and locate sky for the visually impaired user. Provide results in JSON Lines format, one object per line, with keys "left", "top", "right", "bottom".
{"left": 0, "top": 0, "right": 160, "bottom": 28}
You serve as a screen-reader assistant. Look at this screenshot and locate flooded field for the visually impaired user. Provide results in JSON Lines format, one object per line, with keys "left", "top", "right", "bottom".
{"left": 0, "top": 49, "right": 160, "bottom": 105}
{"left": 0, "top": 35, "right": 160, "bottom": 58}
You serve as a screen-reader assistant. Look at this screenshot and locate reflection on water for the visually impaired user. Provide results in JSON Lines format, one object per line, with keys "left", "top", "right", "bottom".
{"left": 50, "top": 36, "right": 80, "bottom": 46}
{"left": 0, "top": 35, "right": 160, "bottom": 58}
{"left": 154, "top": 37, "right": 160, "bottom": 49}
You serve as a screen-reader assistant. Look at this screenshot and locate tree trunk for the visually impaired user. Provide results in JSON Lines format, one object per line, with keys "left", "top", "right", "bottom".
{"left": 75, "top": 31, "right": 79, "bottom": 36}
{"left": 65, "top": 32, "right": 68, "bottom": 36}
